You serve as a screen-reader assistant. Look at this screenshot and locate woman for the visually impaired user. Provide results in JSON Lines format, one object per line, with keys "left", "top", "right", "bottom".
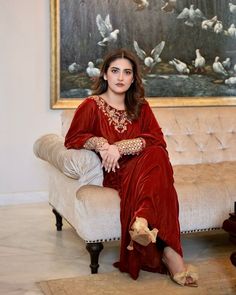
{"left": 64, "top": 48, "right": 198, "bottom": 286}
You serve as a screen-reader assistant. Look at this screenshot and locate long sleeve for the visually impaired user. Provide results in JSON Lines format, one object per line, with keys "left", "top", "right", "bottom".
{"left": 64, "top": 98, "right": 102, "bottom": 149}
{"left": 138, "top": 102, "right": 167, "bottom": 149}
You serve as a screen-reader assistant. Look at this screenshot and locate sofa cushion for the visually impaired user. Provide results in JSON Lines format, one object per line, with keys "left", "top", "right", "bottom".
{"left": 75, "top": 185, "right": 120, "bottom": 242}
{"left": 174, "top": 161, "right": 236, "bottom": 232}
{"left": 33, "top": 134, "right": 103, "bottom": 181}
{"left": 74, "top": 162, "right": 236, "bottom": 242}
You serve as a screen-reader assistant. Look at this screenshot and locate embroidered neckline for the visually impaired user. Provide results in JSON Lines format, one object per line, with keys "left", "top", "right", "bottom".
{"left": 92, "top": 96, "right": 131, "bottom": 133}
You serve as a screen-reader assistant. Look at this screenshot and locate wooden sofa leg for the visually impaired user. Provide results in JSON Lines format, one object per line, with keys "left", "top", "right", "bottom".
{"left": 52, "top": 208, "right": 63, "bottom": 231}
{"left": 86, "top": 242, "right": 104, "bottom": 274}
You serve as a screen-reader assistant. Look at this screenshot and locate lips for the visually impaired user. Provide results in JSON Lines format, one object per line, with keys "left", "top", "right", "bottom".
{"left": 116, "top": 83, "right": 125, "bottom": 86}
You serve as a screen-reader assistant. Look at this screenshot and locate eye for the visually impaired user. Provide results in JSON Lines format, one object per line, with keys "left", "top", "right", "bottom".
{"left": 125, "top": 70, "right": 132, "bottom": 75}
{"left": 111, "top": 69, "right": 118, "bottom": 73}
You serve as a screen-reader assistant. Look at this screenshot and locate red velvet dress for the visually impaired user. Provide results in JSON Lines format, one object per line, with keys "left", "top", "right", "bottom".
{"left": 65, "top": 96, "right": 183, "bottom": 280}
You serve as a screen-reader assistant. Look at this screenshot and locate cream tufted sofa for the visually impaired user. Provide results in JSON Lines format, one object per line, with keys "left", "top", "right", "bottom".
{"left": 34, "top": 106, "right": 236, "bottom": 273}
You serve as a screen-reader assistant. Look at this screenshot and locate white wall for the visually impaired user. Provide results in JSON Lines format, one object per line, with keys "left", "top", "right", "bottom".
{"left": 0, "top": 0, "right": 61, "bottom": 199}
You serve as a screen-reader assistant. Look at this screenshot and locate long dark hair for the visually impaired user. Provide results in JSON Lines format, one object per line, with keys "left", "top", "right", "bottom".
{"left": 92, "top": 48, "right": 145, "bottom": 120}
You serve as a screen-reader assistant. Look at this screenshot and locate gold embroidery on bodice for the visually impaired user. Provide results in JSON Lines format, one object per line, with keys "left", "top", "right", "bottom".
{"left": 92, "top": 96, "right": 132, "bottom": 133}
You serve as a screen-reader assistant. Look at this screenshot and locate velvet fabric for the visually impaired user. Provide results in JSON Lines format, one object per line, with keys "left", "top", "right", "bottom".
{"left": 65, "top": 96, "right": 183, "bottom": 280}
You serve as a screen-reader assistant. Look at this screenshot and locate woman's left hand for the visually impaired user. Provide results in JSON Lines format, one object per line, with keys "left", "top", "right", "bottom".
{"left": 100, "top": 144, "right": 121, "bottom": 172}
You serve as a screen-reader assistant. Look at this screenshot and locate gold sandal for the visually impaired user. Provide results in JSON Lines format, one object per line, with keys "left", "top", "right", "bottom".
{"left": 127, "top": 217, "right": 158, "bottom": 250}
{"left": 163, "top": 259, "right": 198, "bottom": 287}
{"left": 173, "top": 264, "right": 198, "bottom": 287}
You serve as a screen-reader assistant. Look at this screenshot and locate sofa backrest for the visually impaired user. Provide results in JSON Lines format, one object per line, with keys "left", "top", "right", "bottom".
{"left": 61, "top": 106, "right": 236, "bottom": 166}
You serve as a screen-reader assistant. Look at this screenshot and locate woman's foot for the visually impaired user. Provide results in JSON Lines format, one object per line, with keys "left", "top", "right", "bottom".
{"left": 163, "top": 247, "right": 198, "bottom": 287}
{"left": 127, "top": 217, "right": 158, "bottom": 250}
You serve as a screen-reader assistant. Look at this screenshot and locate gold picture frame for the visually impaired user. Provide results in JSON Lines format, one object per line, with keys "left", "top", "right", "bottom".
{"left": 50, "top": 0, "right": 236, "bottom": 109}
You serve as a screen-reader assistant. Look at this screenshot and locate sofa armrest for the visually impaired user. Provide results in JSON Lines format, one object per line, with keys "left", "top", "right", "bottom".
{"left": 33, "top": 134, "right": 103, "bottom": 180}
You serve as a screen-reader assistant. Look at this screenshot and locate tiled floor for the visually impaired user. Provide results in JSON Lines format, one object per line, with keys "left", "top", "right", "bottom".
{"left": 0, "top": 201, "right": 235, "bottom": 294}
{"left": 0, "top": 202, "right": 120, "bottom": 295}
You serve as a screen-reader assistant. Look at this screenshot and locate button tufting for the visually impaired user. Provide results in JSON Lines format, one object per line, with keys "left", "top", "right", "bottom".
{"left": 175, "top": 147, "right": 186, "bottom": 153}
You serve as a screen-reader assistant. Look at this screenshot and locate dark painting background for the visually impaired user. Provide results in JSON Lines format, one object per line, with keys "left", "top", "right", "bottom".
{"left": 59, "top": 0, "right": 236, "bottom": 98}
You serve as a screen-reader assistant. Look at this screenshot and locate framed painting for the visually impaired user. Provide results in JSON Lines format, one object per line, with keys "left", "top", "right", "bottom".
{"left": 50, "top": 0, "right": 236, "bottom": 109}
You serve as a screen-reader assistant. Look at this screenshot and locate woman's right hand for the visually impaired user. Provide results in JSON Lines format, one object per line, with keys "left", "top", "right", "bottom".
{"left": 99, "top": 144, "right": 121, "bottom": 172}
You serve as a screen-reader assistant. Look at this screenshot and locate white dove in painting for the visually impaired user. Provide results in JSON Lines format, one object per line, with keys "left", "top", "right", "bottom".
{"left": 213, "top": 20, "right": 223, "bottom": 34}
{"left": 226, "top": 24, "right": 236, "bottom": 38}
{"left": 234, "top": 64, "right": 236, "bottom": 73}
{"left": 133, "top": 40, "right": 165, "bottom": 73}
{"left": 132, "top": 0, "right": 149, "bottom": 11}
{"left": 229, "top": 2, "right": 236, "bottom": 14}
{"left": 96, "top": 14, "right": 119, "bottom": 47}
{"left": 225, "top": 76, "right": 236, "bottom": 85}
{"left": 177, "top": 4, "right": 205, "bottom": 27}
{"left": 222, "top": 58, "right": 231, "bottom": 70}
{"left": 201, "top": 16, "right": 218, "bottom": 30}
{"left": 161, "top": 0, "right": 176, "bottom": 13}
{"left": 212, "top": 57, "right": 228, "bottom": 77}
{"left": 68, "top": 62, "right": 82, "bottom": 74}
{"left": 86, "top": 62, "right": 100, "bottom": 80}
{"left": 192, "top": 49, "right": 205, "bottom": 73}
{"left": 169, "top": 58, "right": 190, "bottom": 74}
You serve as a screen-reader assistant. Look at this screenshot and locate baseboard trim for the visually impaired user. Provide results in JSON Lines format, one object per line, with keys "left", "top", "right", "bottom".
{"left": 0, "top": 191, "right": 49, "bottom": 206}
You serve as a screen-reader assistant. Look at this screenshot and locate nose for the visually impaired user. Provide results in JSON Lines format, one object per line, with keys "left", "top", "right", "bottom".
{"left": 118, "top": 72, "right": 124, "bottom": 81}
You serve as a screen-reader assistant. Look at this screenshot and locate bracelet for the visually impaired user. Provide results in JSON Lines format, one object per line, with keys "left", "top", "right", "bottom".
{"left": 115, "top": 137, "right": 146, "bottom": 155}
{"left": 84, "top": 137, "right": 108, "bottom": 152}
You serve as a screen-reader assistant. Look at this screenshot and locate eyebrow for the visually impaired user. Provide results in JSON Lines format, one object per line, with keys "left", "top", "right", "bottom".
{"left": 110, "top": 66, "right": 133, "bottom": 71}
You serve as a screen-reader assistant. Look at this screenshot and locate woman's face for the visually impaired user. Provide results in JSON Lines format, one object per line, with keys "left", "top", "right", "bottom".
{"left": 104, "top": 58, "right": 134, "bottom": 95}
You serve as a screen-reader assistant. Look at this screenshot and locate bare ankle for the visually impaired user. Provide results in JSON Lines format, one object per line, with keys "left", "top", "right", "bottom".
{"left": 163, "top": 247, "right": 185, "bottom": 274}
